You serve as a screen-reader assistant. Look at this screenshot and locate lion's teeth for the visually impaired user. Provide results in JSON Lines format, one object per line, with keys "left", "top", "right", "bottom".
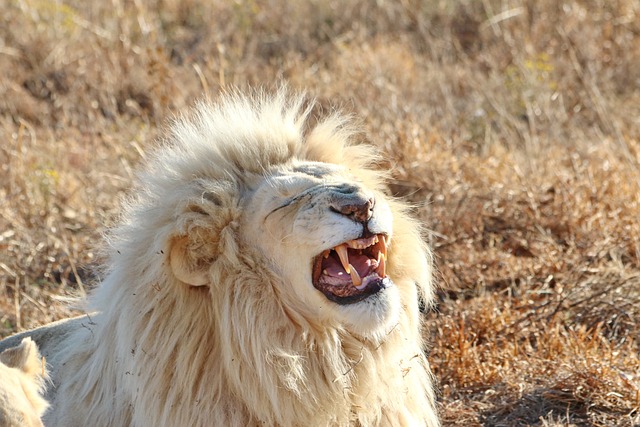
{"left": 377, "top": 252, "right": 386, "bottom": 278}
{"left": 380, "top": 236, "right": 388, "bottom": 258}
{"left": 335, "top": 244, "right": 350, "bottom": 273}
{"left": 323, "top": 250, "right": 330, "bottom": 259}
{"left": 346, "top": 236, "right": 377, "bottom": 250}
{"left": 347, "top": 240, "right": 362, "bottom": 249}
{"left": 349, "top": 264, "right": 362, "bottom": 287}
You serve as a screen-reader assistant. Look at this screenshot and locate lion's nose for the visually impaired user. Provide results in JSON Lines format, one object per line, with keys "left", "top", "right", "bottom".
{"left": 330, "top": 188, "right": 375, "bottom": 223}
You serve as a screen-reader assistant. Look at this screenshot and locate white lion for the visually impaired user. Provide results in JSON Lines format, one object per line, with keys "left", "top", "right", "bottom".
{"left": 0, "top": 90, "right": 440, "bottom": 426}
{"left": 0, "top": 338, "right": 49, "bottom": 427}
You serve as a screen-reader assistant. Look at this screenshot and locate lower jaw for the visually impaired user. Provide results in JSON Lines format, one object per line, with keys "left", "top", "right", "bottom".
{"left": 337, "top": 287, "right": 401, "bottom": 339}
{"left": 318, "top": 277, "right": 391, "bottom": 305}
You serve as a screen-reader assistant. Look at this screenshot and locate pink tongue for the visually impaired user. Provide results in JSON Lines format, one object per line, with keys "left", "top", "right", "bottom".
{"left": 323, "top": 253, "right": 374, "bottom": 280}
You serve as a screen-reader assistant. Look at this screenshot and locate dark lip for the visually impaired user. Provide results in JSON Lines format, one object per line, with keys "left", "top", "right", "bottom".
{"left": 317, "top": 277, "right": 391, "bottom": 305}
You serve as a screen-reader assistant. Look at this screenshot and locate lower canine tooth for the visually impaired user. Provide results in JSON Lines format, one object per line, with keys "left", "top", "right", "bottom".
{"left": 335, "top": 244, "right": 350, "bottom": 273}
{"left": 349, "top": 264, "right": 362, "bottom": 287}
{"left": 377, "top": 252, "right": 387, "bottom": 278}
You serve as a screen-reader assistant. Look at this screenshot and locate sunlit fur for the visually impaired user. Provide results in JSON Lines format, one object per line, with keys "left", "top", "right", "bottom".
{"left": 0, "top": 338, "right": 49, "bottom": 427}
{"left": 5, "top": 90, "right": 439, "bottom": 426}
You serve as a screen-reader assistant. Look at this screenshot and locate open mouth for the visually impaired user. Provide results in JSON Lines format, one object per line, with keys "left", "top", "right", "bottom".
{"left": 312, "top": 234, "right": 390, "bottom": 305}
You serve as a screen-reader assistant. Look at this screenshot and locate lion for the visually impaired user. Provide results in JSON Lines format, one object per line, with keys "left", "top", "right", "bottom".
{"left": 0, "top": 338, "right": 49, "bottom": 427}
{"left": 0, "top": 90, "right": 440, "bottom": 426}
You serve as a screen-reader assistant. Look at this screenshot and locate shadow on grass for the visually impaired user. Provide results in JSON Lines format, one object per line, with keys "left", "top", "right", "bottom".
{"left": 481, "top": 386, "right": 638, "bottom": 427}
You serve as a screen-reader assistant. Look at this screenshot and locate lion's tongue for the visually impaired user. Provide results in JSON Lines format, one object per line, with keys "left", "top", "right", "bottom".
{"left": 322, "top": 253, "right": 374, "bottom": 285}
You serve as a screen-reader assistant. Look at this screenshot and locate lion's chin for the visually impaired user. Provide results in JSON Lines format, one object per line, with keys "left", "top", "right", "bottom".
{"left": 334, "top": 284, "right": 401, "bottom": 338}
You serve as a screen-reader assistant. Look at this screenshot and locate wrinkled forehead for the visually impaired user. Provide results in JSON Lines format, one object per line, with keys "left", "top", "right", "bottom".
{"left": 255, "top": 160, "right": 348, "bottom": 186}
{"left": 246, "top": 160, "right": 350, "bottom": 206}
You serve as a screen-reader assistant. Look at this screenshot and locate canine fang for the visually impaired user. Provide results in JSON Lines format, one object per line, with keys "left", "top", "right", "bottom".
{"left": 335, "top": 244, "right": 351, "bottom": 273}
{"left": 377, "top": 252, "right": 386, "bottom": 277}
{"left": 349, "top": 264, "right": 362, "bottom": 287}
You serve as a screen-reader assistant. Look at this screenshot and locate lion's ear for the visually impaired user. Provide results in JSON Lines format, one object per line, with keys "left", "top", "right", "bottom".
{"left": 169, "top": 183, "right": 238, "bottom": 287}
{"left": 169, "top": 236, "right": 210, "bottom": 287}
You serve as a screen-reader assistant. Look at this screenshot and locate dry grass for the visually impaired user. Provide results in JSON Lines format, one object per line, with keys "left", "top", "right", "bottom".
{"left": 1, "top": 0, "right": 639, "bottom": 425}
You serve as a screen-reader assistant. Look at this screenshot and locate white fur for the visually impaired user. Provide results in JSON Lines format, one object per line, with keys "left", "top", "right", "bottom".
{"left": 0, "top": 338, "right": 49, "bottom": 427}
{"left": 3, "top": 89, "right": 440, "bottom": 426}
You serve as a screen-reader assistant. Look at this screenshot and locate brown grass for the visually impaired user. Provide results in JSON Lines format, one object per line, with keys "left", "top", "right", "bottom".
{"left": 1, "top": 0, "right": 639, "bottom": 425}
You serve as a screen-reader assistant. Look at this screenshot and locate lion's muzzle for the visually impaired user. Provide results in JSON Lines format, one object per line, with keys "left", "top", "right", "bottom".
{"left": 328, "top": 184, "right": 375, "bottom": 224}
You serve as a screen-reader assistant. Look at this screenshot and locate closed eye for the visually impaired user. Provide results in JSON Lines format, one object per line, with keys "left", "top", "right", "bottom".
{"left": 264, "top": 193, "right": 311, "bottom": 225}
{"left": 264, "top": 180, "right": 332, "bottom": 223}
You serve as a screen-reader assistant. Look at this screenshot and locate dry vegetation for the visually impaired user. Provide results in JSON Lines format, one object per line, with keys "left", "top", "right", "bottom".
{"left": 1, "top": 0, "right": 639, "bottom": 425}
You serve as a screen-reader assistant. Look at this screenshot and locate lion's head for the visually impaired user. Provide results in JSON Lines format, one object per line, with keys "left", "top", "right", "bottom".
{"left": 153, "top": 90, "right": 433, "bottom": 340}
